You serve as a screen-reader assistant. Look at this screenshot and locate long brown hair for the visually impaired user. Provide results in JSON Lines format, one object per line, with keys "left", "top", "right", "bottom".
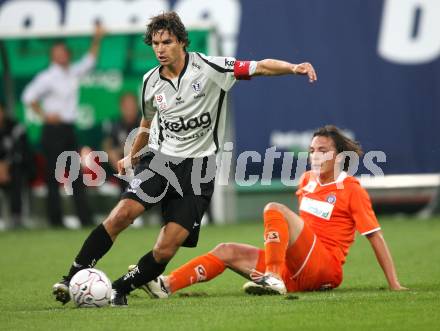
{"left": 313, "top": 125, "right": 363, "bottom": 171}
{"left": 144, "top": 12, "right": 190, "bottom": 49}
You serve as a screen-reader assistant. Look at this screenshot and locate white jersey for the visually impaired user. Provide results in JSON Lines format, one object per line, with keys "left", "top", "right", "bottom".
{"left": 141, "top": 52, "right": 241, "bottom": 158}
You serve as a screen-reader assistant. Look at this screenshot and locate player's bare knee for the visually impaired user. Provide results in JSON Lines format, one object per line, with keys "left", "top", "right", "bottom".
{"left": 104, "top": 205, "right": 133, "bottom": 235}
{"left": 153, "top": 244, "right": 177, "bottom": 263}
{"left": 210, "top": 243, "right": 238, "bottom": 265}
{"left": 264, "top": 202, "right": 287, "bottom": 214}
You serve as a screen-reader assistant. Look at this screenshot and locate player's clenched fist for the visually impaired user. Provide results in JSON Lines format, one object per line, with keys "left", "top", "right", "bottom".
{"left": 293, "top": 62, "right": 317, "bottom": 83}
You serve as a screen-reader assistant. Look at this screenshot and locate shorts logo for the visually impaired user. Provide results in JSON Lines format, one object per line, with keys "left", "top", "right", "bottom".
{"left": 192, "top": 81, "right": 202, "bottom": 94}
{"left": 194, "top": 265, "right": 207, "bottom": 282}
{"left": 326, "top": 194, "right": 337, "bottom": 205}
{"left": 155, "top": 93, "right": 168, "bottom": 111}
{"left": 264, "top": 231, "right": 280, "bottom": 244}
{"left": 129, "top": 178, "right": 142, "bottom": 190}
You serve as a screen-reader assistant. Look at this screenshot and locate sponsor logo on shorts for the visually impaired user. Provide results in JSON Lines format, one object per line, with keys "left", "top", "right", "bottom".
{"left": 264, "top": 231, "right": 280, "bottom": 244}
{"left": 127, "top": 178, "right": 142, "bottom": 193}
{"left": 130, "top": 178, "right": 142, "bottom": 189}
{"left": 195, "top": 265, "right": 207, "bottom": 282}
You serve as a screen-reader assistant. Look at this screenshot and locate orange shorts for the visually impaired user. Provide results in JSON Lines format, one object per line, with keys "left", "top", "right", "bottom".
{"left": 255, "top": 222, "right": 343, "bottom": 292}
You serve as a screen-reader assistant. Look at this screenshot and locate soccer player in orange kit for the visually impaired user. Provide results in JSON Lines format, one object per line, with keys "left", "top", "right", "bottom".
{"left": 139, "top": 125, "right": 407, "bottom": 297}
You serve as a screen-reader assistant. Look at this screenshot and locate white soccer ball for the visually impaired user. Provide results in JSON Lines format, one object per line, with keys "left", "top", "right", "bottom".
{"left": 69, "top": 268, "right": 112, "bottom": 308}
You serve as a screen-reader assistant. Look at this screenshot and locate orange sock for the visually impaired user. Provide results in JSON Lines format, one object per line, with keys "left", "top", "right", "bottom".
{"left": 168, "top": 253, "right": 226, "bottom": 293}
{"left": 263, "top": 209, "right": 289, "bottom": 276}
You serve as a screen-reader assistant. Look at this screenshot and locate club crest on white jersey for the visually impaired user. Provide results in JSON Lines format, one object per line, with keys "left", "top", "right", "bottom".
{"left": 191, "top": 81, "right": 202, "bottom": 94}
{"left": 155, "top": 93, "right": 168, "bottom": 111}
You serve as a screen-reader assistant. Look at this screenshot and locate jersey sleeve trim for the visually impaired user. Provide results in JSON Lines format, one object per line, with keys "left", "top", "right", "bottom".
{"left": 141, "top": 66, "right": 160, "bottom": 118}
{"left": 361, "top": 227, "right": 381, "bottom": 236}
{"left": 196, "top": 52, "right": 234, "bottom": 73}
{"left": 213, "top": 89, "right": 226, "bottom": 153}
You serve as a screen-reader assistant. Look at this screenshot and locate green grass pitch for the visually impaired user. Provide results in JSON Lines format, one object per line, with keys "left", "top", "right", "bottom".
{"left": 1, "top": 217, "right": 439, "bottom": 331}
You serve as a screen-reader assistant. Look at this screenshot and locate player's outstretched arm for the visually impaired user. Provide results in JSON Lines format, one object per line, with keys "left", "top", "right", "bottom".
{"left": 366, "top": 230, "right": 408, "bottom": 291}
{"left": 254, "top": 59, "right": 317, "bottom": 83}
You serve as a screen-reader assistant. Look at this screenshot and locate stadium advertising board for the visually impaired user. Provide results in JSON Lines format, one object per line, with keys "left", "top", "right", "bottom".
{"left": 234, "top": 0, "right": 440, "bottom": 175}
{"left": 0, "top": 0, "right": 439, "bottom": 174}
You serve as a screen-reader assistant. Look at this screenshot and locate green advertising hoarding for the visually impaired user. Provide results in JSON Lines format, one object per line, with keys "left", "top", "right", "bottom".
{"left": 0, "top": 30, "right": 211, "bottom": 149}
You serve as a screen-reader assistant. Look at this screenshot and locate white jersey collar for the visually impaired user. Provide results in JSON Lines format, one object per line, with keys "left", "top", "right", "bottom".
{"left": 316, "top": 171, "right": 348, "bottom": 187}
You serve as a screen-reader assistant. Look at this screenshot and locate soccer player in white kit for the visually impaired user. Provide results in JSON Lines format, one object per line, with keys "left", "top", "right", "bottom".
{"left": 52, "top": 11, "right": 318, "bottom": 306}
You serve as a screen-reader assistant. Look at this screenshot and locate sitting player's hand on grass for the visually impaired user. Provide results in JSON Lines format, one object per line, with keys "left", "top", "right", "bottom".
{"left": 390, "top": 282, "right": 409, "bottom": 291}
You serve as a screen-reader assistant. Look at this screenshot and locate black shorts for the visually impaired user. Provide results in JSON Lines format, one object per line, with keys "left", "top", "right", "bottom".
{"left": 121, "top": 152, "right": 215, "bottom": 247}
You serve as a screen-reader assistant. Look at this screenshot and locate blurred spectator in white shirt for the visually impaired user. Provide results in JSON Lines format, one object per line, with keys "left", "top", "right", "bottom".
{"left": 21, "top": 24, "right": 105, "bottom": 228}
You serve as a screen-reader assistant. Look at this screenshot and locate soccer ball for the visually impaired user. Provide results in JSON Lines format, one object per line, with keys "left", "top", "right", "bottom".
{"left": 69, "top": 268, "right": 112, "bottom": 308}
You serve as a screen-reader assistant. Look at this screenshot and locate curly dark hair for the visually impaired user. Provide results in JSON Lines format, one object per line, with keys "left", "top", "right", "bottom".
{"left": 313, "top": 125, "right": 363, "bottom": 171}
{"left": 144, "top": 12, "right": 190, "bottom": 49}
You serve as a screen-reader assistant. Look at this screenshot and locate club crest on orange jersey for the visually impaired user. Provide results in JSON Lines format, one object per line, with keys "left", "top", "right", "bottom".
{"left": 326, "top": 194, "right": 337, "bottom": 205}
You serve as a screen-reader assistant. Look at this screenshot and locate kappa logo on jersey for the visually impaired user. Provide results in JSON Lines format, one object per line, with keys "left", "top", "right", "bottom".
{"left": 194, "top": 265, "right": 207, "bottom": 282}
{"left": 225, "top": 59, "right": 235, "bottom": 67}
{"left": 300, "top": 197, "right": 334, "bottom": 221}
{"left": 192, "top": 62, "right": 201, "bottom": 70}
{"left": 127, "top": 178, "right": 142, "bottom": 193}
{"left": 265, "top": 231, "right": 281, "bottom": 244}
{"left": 326, "top": 194, "right": 337, "bottom": 205}
{"left": 163, "top": 112, "right": 212, "bottom": 132}
{"left": 152, "top": 78, "right": 160, "bottom": 88}
{"left": 155, "top": 93, "right": 168, "bottom": 111}
{"left": 303, "top": 181, "right": 318, "bottom": 193}
{"left": 191, "top": 81, "right": 202, "bottom": 94}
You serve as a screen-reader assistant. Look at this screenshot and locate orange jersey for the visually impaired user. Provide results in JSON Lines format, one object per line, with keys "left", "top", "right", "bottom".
{"left": 296, "top": 171, "right": 380, "bottom": 265}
